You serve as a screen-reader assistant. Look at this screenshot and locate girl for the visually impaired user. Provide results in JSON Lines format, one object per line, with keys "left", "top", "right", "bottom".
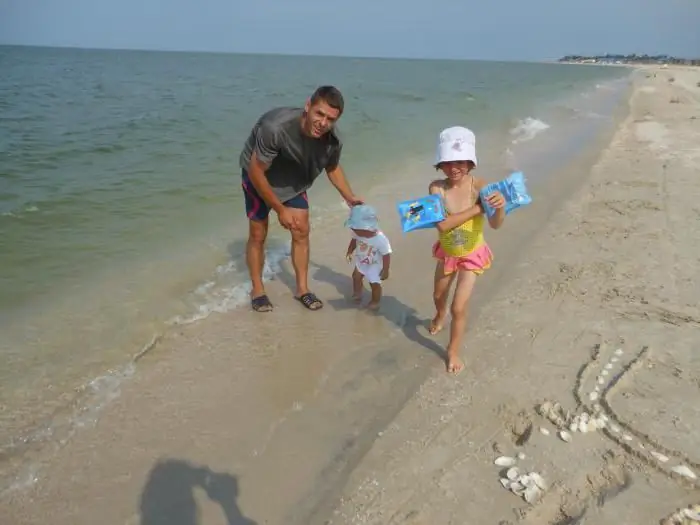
{"left": 428, "top": 126, "right": 506, "bottom": 374}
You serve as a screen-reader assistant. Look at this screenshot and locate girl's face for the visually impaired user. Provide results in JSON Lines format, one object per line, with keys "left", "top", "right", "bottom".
{"left": 439, "top": 160, "right": 473, "bottom": 182}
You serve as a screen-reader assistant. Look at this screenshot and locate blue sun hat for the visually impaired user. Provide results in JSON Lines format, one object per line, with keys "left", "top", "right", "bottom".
{"left": 345, "top": 204, "right": 379, "bottom": 231}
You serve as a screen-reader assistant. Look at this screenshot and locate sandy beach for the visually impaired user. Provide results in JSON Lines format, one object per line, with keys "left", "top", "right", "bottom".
{"left": 329, "top": 65, "right": 700, "bottom": 524}
{"left": 3, "top": 64, "right": 699, "bottom": 525}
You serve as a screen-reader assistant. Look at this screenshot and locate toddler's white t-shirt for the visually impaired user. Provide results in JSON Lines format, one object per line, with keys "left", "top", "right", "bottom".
{"left": 352, "top": 231, "right": 392, "bottom": 283}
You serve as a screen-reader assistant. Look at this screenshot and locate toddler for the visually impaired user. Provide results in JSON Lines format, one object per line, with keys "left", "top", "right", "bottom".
{"left": 344, "top": 204, "right": 392, "bottom": 310}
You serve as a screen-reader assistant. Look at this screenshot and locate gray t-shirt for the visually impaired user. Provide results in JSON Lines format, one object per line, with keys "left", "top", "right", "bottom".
{"left": 239, "top": 107, "right": 343, "bottom": 203}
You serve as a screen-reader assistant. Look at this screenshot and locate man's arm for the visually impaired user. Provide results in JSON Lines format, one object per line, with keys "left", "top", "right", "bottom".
{"left": 326, "top": 163, "right": 359, "bottom": 204}
{"left": 247, "top": 123, "right": 284, "bottom": 213}
{"left": 248, "top": 152, "right": 284, "bottom": 213}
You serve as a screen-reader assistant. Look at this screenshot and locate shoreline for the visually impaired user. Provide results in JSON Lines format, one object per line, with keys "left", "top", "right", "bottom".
{"left": 329, "top": 65, "right": 700, "bottom": 524}
{"left": 1, "top": 72, "right": 642, "bottom": 524}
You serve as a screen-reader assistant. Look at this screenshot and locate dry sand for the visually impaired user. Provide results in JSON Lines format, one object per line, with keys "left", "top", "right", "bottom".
{"left": 2, "top": 65, "right": 699, "bottom": 525}
{"left": 329, "top": 66, "right": 700, "bottom": 525}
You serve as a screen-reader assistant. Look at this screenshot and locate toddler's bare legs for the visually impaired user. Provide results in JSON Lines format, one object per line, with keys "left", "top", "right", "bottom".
{"left": 367, "top": 282, "right": 382, "bottom": 310}
{"left": 430, "top": 261, "right": 455, "bottom": 335}
{"left": 351, "top": 268, "right": 364, "bottom": 303}
{"left": 446, "top": 270, "right": 477, "bottom": 375}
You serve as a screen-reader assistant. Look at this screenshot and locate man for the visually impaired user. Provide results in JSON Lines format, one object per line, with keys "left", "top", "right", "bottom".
{"left": 239, "top": 85, "right": 362, "bottom": 312}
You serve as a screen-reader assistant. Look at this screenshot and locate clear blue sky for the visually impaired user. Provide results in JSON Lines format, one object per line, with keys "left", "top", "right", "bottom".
{"left": 1, "top": 0, "right": 698, "bottom": 60}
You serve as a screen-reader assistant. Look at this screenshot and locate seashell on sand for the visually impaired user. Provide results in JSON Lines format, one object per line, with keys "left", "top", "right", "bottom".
{"left": 569, "top": 422, "right": 578, "bottom": 432}
{"left": 495, "top": 456, "right": 517, "bottom": 467}
{"left": 517, "top": 452, "right": 526, "bottom": 460}
{"left": 682, "top": 506, "right": 700, "bottom": 520}
{"left": 510, "top": 482, "right": 525, "bottom": 495}
{"left": 506, "top": 467, "right": 520, "bottom": 480}
{"left": 609, "top": 424, "right": 620, "bottom": 433}
{"left": 530, "top": 472, "right": 547, "bottom": 491}
{"left": 578, "top": 420, "right": 589, "bottom": 433}
{"left": 611, "top": 356, "right": 619, "bottom": 362}
{"left": 523, "top": 485, "right": 542, "bottom": 503}
{"left": 671, "top": 465, "right": 697, "bottom": 480}
{"left": 615, "top": 348, "right": 623, "bottom": 355}
{"left": 602, "top": 370, "right": 609, "bottom": 376}
{"left": 559, "top": 430, "right": 572, "bottom": 443}
{"left": 539, "top": 427, "right": 550, "bottom": 436}
{"left": 589, "top": 391, "right": 599, "bottom": 401}
{"left": 605, "top": 363, "right": 613, "bottom": 370}
{"left": 650, "top": 451, "right": 669, "bottom": 463}
{"left": 500, "top": 478, "right": 511, "bottom": 489}
{"left": 595, "top": 417, "right": 606, "bottom": 429}
{"left": 597, "top": 377, "right": 605, "bottom": 385}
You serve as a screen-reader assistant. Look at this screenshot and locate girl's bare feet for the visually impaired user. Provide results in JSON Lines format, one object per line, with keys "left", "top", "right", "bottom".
{"left": 429, "top": 314, "right": 446, "bottom": 335}
{"left": 446, "top": 353, "right": 465, "bottom": 375}
{"left": 366, "top": 301, "right": 380, "bottom": 311}
{"left": 351, "top": 293, "right": 362, "bottom": 304}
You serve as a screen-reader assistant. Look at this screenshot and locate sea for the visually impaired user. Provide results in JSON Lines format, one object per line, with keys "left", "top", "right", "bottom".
{"left": 0, "top": 45, "right": 631, "bottom": 492}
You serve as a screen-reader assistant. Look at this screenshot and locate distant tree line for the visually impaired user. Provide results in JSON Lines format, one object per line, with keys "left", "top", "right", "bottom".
{"left": 559, "top": 54, "right": 700, "bottom": 66}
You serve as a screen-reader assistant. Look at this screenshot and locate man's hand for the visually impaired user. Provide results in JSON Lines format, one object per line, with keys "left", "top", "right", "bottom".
{"left": 327, "top": 164, "right": 363, "bottom": 208}
{"left": 345, "top": 195, "right": 364, "bottom": 207}
{"left": 277, "top": 207, "right": 299, "bottom": 230}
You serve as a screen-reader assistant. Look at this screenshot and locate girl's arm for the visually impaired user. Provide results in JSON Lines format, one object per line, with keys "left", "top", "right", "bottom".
{"left": 475, "top": 178, "right": 506, "bottom": 230}
{"left": 429, "top": 181, "right": 484, "bottom": 233}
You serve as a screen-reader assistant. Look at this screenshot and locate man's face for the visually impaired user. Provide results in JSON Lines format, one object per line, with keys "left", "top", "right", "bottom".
{"left": 303, "top": 99, "right": 341, "bottom": 138}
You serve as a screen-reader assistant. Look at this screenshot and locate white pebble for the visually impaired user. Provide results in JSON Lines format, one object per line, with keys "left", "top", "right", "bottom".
{"left": 651, "top": 451, "right": 669, "bottom": 463}
{"left": 671, "top": 465, "right": 697, "bottom": 480}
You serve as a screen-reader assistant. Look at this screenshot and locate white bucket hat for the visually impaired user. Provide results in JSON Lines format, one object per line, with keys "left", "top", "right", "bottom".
{"left": 434, "top": 126, "right": 477, "bottom": 167}
{"left": 344, "top": 204, "right": 379, "bottom": 231}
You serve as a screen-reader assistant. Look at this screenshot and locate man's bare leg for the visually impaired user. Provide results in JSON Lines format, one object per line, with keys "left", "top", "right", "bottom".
{"left": 289, "top": 209, "right": 310, "bottom": 296}
{"left": 289, "top": 208, "right": 322, "bottom": 310}
{"left": 246, "top": 218, "right": 272, "bottom": 311}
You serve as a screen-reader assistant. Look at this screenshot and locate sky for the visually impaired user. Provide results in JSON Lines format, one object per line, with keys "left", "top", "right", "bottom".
{"left": 0, "top": 0, "right": 698, "bottom": 61}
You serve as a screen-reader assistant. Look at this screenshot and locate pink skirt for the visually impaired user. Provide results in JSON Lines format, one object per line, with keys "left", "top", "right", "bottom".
{"left": 432, "top": 241, "right": 493, "bottom": 276}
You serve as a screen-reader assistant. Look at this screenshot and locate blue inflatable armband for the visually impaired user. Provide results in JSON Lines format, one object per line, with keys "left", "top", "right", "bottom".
{"left": 397, "top": 194, "right": 446, "bottom": 233}
{"left": 479, "top": 171, "right": 532, "bottom": 218}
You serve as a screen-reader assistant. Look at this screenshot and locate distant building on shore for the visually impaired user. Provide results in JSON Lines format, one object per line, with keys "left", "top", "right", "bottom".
{"left": 558, "top": 54, "right": 700, "bottom": 66}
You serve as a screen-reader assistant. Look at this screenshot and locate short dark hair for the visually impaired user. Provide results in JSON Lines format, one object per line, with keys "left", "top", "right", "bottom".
{"left": 310, "top": 85, "right": 344, "bottom": 115}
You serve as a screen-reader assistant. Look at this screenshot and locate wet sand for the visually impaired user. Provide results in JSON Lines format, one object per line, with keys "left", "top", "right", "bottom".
{"left": 329, "top": 65, "right": 700, "bottom": 524}
{"left": 5, "top": 66, "right": 698, "bottom": 525}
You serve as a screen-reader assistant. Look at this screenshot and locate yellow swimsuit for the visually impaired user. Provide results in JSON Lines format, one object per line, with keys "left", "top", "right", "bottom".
{"left": 433, "top": 186, "right": 493, "bottom": 275}
{"left": 438, "top": 212, "right": 486, "bottom": 257}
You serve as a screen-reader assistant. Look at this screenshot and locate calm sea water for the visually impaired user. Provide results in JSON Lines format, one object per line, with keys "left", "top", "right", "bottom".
{"left": 0, "top": 45, "right": 630, "bottom": 478}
